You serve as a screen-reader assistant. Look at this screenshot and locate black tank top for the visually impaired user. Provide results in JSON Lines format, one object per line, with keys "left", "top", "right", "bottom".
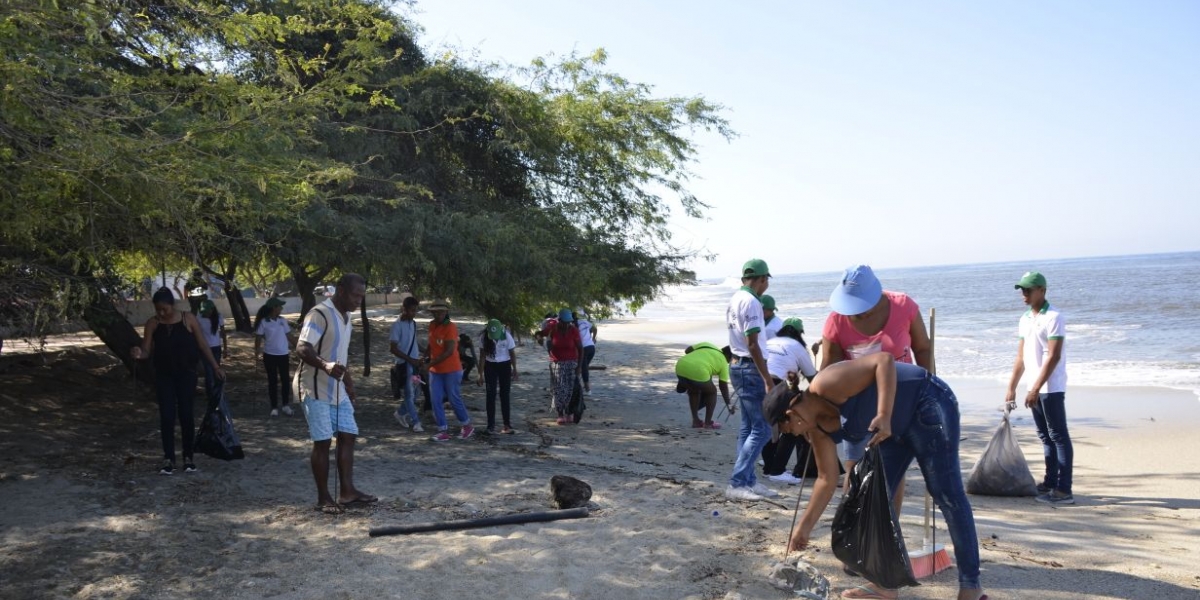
{"left": 153, "top": 318, "right": 199, "bottom": 374}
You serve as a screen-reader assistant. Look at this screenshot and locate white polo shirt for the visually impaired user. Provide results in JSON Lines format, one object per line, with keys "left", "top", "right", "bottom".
{"left": 765, "top": 336, "right": 817, "bottom": 381}
{"left": 763, "top": 315, "right": 782, "bottom": 340}
{"left": 478, "top": 331, "right": 517, "bottom": 363}
{"left": 1019, "top": 301, "right": 1067, "bottom": 394}
{"left": 255, "top": 317, "right": 292, "bottom": 356}
{"left": 297, "top": 299, "right": 353, "bottom": 404}
{"left": 726, "top": 286, "right": 765, "bottom": 358}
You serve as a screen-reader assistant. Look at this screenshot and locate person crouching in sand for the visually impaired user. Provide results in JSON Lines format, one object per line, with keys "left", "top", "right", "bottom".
{"left": 673, "top": 343, "right": 735, "bottom": 429}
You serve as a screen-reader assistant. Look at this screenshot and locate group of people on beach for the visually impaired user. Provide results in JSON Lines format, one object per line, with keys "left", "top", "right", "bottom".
{"left": 676, "top": 257, "right": 1073, "bottom": 600}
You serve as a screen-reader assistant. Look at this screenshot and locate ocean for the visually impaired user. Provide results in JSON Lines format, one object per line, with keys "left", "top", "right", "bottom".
{"left": 632, "top": 251, "right": 1200, "bottom": 398}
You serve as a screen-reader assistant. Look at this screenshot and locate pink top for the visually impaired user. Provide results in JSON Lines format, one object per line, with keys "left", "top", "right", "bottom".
{"left": 822, "top": 291, "right": 920, "bottom": 364}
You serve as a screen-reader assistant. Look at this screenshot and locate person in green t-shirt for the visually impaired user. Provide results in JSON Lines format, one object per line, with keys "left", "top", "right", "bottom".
{"left": 674, "top": 343, "right": 736, "bottom": 429}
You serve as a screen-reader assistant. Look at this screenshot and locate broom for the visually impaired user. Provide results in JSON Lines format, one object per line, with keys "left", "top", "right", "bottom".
{"left": 909, "top": 307, "right": 953, "bottom": 578}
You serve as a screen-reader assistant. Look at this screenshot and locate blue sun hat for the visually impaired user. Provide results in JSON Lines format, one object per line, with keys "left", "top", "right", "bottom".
{"left": 557, "top": 308, "right": 574, "bottom": 322}
{"left": 830, "top": 265, "right": 883, "bottom": 316}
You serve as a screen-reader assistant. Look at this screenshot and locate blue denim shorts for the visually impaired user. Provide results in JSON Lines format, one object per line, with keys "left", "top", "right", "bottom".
{"left": 302, "top": 396, "right": 358, "bottom": 442}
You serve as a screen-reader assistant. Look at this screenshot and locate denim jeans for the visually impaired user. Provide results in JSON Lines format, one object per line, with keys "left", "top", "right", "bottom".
{"left": 879, "top": 377, "right": 981, "bottom": 590}
{"left": 1031, "top": 391, "right": 1073, "bottom": 494}
{"left": 390, "top": 363, "right": 419, "bottom": 424}
{"left": 484, "top": 360, "right": 513, "bottom": 429}
{"left": 429, "top": 370, "right": 470, "bottom": 429}
{"left": 729, "top": 360, "right": 769, "bottom": 488}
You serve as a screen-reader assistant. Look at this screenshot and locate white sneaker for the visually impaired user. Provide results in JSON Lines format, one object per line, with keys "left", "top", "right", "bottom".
{"left": 750, "top": 482, "right": 780, "bottom": 498}
{"left": 270, "top": 408, "right": 280, "bottom": 417}
{"left": 724, "top": 485, "right": 764, "bottom": 501}
{"left": 281, "top": 405, "right": 294, "bottom": 416}
{"left": 393, "top": 410, "right": 411, "bottom": 429}
{"left": 757, "top": 458, "right": 765, "bottom": 467}
{"left": 769, "top": 473, "right": 803, "bottom": 485}
{"left": 412, "top": 422, "right": 425, "bottom": 433}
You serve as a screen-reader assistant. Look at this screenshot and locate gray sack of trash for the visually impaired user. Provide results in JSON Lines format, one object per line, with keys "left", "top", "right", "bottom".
{"left": 767, "top": 559, "right": 830, "bottom": 599}
{"left": 966, "top": 409, "right": 1037, "bottom": 496}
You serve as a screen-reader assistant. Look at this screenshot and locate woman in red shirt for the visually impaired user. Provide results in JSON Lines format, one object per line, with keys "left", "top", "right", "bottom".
{"left": 546, "top": 308, "right": 583, "bottom": 424}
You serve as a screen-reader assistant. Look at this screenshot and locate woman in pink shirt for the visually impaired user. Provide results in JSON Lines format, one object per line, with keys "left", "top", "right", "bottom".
{"left": 820, "top": 264, "right": 933, "bottom": 539}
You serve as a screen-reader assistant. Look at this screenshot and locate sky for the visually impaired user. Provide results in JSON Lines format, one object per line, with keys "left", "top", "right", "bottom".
{"left": 403, "top": 1, "right": 1199, "bottom": 279}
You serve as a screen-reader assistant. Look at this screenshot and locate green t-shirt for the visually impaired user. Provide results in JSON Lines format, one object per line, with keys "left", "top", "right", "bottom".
{"left": 675, "top": 342, "right": 730, "bottom": 384}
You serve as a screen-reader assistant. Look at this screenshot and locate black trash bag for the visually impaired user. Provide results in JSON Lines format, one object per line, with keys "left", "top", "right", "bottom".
{"left": 831, "top": 445, "right": 918, "bottom": 589}
{"left": 567, "top": 376, "right": 586, "bottom": 423}
{"left": 195, "top": 379, "right": 244, "bottom": 461}
{"left": 966, "top": 409, "right": 1036, "bottom": 496}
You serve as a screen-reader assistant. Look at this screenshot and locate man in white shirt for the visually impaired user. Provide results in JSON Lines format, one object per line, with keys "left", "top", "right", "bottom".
{"left": 389, "top": 296, "right": 424, "bottom": 433}
{"left": 296, "top": 273, "right": 376, "bottom": 513}
{"left": 1005, "top": 271, "right": 1073, "bottom": 505}
{"left": 761, "top": 295, "right": 782, "bottom": 340}
{"left": 724, "top": 258, "right": 778, "bottom": 501}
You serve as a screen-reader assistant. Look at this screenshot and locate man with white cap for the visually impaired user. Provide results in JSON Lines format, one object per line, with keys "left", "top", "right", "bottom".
{"left": 724, "top": 258, "right": 779, "bottom": 501}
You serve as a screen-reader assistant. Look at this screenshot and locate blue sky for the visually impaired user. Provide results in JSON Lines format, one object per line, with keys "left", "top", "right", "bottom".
{"left": 405, "top": 1, "right": 1199, "bottom": 278}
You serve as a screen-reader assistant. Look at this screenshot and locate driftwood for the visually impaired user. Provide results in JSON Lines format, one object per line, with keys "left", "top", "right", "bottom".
{"left": 368, "top": 507, "right": 589, "bottom": 537}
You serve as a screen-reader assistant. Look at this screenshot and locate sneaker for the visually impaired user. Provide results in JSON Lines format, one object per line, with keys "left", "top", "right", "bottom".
{"left": 1036, "top": 482, "right": 1052, "bottom": 495}
{"left": 394, "top": 410, "right": 412, "bottom": 429}
{"left": 501, "top": 426, "right": 515, "bottom": 435}
{"left": 412, "top": 422, "right": 425, "bottom": 433}
{"left": 750, "top": 482, "right": 780, "bottom": 498}
{"left": 431, "top": 431, "right": 451, "bottom": 442}
{"left": 757, "top": 458, "right": 765, "bottom": 467}
{"left": 769, "top": 473, "right": 802, "bottom": 485}
{"left": 556, "top": 415, "right": 567, "bottom": 425}
{"left": 724, "top": 485, "right": 764, "bottom": 501}
{"left": 281, "top": 405, "right": 294, "bottom": 416}
{"left": 459, "top": 425, "right": 475, "bottom": 440}
{"left": 1036, "top": 491, "right": 1075, "bottom": 505}
{"left": 159, "top": 462, "right": 175, "bottom": 476}
{"left": 184, "top": 463, "right": 198, "bottom": 473}
{"left": 270, "top": 408, "right": 280, "bottom": 417}
{"left": 485, "top": 426, "right": 497, "bottom": 435}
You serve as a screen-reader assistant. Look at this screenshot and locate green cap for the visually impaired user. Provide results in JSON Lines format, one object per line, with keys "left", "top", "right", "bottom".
{"left": 486, "top": 319, "right": 506, "bottom": 341}
{"left": 760, "top": 294, "right": 777, "bottom": 310}
{"left": 783, "top": 317, "right": 804, "bottom": 333}
{"left": 264, "top": 297, "right": 286, "bottom": 309}
{"left": 742, "top": 258, "right": 771, "bottom": 278}
{"left": 199, "top": 299, "right": 216, "bottom": 314}
{"left": 1015, "top": 271, "right": 1047, "bottom": 289}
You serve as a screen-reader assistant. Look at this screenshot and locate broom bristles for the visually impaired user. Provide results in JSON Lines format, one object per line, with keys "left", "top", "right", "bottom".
{"left": 909, "top": 543, "right": 953, "bottom": 578}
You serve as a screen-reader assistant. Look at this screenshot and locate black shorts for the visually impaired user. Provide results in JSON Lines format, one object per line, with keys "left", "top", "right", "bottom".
{"left": 676, "top": 375, "right": 707, "bottom": 394}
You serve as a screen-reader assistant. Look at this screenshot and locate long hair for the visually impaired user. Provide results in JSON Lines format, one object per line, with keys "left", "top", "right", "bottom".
{"left": 253, "top": 303, "right": 273, "bottom": 331}
{"left": 204, "top": 307, "right": 221, "bottom": 336}
{"left": 778, "top": 325, "right": 807, "bottom": 348}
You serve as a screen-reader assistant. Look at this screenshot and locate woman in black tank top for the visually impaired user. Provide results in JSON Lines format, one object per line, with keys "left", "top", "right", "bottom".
{"left": 131, "top": 288, "right": 226, "bottom": 475}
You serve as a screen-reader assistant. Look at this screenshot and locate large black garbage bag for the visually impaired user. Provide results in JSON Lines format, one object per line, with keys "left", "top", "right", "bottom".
{"left": 195, "top": 379, "right": 244, "bottom": 461}
{"left": 831, "top": 445, "right": 918, "bottom": 589}
{"left": 567, "top": 376, "right": 586, "bottom": 423}
{"left": 967, "top": 409, "right": 1036, "bottom": 496}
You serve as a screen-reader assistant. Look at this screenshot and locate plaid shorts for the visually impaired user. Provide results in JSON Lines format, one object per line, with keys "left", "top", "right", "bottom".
{"left": 301, "top": 396, "right": 358, "bottom": 442}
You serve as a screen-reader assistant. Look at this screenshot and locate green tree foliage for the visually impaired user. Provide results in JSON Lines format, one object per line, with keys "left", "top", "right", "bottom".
{"left": 0, "top": 0, "right": 730, "bottom": 360}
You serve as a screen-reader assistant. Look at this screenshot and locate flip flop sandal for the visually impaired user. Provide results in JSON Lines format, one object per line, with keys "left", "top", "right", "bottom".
{"left": 315, "top": 504, "right": 344, "bottom": 515}
{"left": 840, "top": 585, "right": 898, "bottom": 600}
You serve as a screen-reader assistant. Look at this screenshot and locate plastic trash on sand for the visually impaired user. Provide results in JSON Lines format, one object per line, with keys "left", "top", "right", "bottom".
{"left": 767, "top": 558, "right": 830, "bottom": 599}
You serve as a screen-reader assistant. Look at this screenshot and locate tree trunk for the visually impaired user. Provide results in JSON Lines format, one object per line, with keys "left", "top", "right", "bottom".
{"left": 286, "top": 262, "right": 332, "bottom": 319}
{"left": 220, "top": 258, "right": 252, "bottom": 333}
{"left": 83, "top": 288, "right": 154, "bottom": 385}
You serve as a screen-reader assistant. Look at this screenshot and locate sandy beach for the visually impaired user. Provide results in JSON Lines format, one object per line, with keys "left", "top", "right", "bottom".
{"left": 1, "top": 313, "right": 1198, "bottom": 599}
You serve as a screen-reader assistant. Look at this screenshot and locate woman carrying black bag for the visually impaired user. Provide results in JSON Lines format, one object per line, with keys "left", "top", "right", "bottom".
{"left": 765, "top": 352, "right": 987, "bottom": 600}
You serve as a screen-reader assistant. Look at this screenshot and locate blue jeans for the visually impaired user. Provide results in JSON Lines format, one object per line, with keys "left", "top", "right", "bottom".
{"left": 1031, "top": 391, "right": 1073, "bottom": 494}
{"left": 391, "top": 364, "right": 419, "bottom": 424}
{"left": 879, "top": 377, "right": 980, "bottom": 590}
{"left": 729, "top": 360, "right": 769, "bottom": 488}
{"left": 429, "top": 370, "right": 470, "bottom": 430}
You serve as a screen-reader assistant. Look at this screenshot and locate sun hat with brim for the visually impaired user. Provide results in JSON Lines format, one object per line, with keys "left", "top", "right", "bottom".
{"left": 741, "top": 258, "right": 771, "bottom": 279}
{"left": 1014, "top": 271, "right": 1047, "bottom": 289}
{"left": 265, "top": 297, "right": 286, "bottom": 309}
{"left": 428, "top": 300, "right": 450, "bottom": 312}
{"left": 486, "top": 319, "right": 506, "bottom": 340}
{"left": 761, "top": 295, "right": 777, "bottom": 311}
{"left": 783, "top": 317, "right": 804, "bottom": 333}
{"left": 557, "top": 308, "right": 574, "bottom": 322}
{"left": 830, "top": 264, "right": 883, "bottom": 316}
{"left": 762, "top": 381, "right": 801, "bottom": 425}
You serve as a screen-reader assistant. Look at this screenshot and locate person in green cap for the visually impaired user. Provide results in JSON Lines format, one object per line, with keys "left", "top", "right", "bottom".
{"left": 476, "top": 319, "right": 519, "bottom": 434}
{"left": 254, "top": 296, "right": 295, "bottom": 416}
{"left": 760, "top": 294, "right": 782, "bottom": 340}
{"left": 196, "top": 298, "right": 227, "bottom": 398}
{"left": 761, "top": 317, "right": 818, "bottom": 485}
{"left": 1006, "top": 271, "right": 1073, "bottom": 505}
{"left": 725, "top": 258, "right": 778, "bottom": 501}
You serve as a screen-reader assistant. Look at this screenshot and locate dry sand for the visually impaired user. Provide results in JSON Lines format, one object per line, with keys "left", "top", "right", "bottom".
{"left": 1, "top": 314, "right": 1197, "bottom": 599}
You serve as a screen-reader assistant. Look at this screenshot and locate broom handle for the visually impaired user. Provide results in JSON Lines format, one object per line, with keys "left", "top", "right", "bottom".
{"left": 927, "top": 308, "right": 936, "bottom": 548}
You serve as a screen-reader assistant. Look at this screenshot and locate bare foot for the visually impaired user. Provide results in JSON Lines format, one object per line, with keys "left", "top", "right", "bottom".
{"left": 315, "top": 502, "right": 343, "bottom": 515}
